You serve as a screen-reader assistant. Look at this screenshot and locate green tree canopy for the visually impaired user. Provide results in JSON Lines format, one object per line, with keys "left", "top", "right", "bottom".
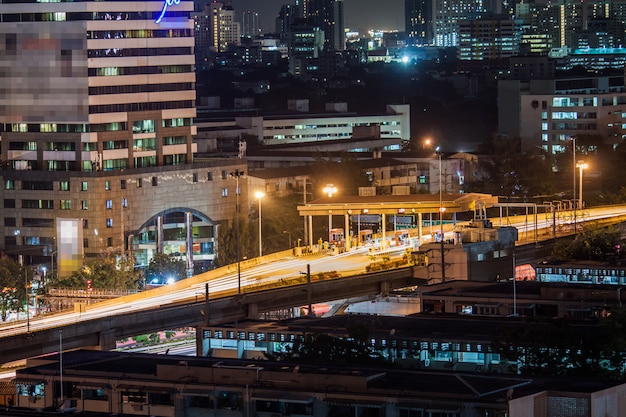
{"left": 0, "top": 257, "right": 24, "bottom": 321}
{"left": 552, "top": 224, "right": 624, "bottom": 261}
{"left": 144, "top": 253, "right": 187, "bottom": 284}
{"left": 53, "top": 255, "right": 141, "bottom": 290}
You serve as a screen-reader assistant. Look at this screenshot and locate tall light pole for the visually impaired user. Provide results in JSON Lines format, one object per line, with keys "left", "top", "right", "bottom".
{"left": 230, "top": 169, "right": 245, "bottom": 294}
{"left": 282, "top": 230, "right": 292, "bottom": 248}
{"left": 323, "top": 184, "right": 337, "bottom": 243}
{"left": 18, "top": 255, "right": 29, "bottom": 332}
{"left": 255, "top": 190, "right": 265, "bottom": 257}
{"left": 436, "top": 147, "right": 445, "bottom": 282}
{"left": 571, "top": 137, "right": 577, "bottom": 232}
{"left": 578, "top": 161, "right": 587, "bottom": 211}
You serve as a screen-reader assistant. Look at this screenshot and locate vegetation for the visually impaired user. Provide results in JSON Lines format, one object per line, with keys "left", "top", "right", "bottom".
{"left": 53, "top": 255, "right": 141, "bottom": 290}
{"left": 0, "top": 257, "right": 24, "bottom": 321}
{"left": 552, "top": 224, "right": 624, "bottom": 262}
{"left": 493, "top": 313, "right": 626, "bottom": 379}
{"left": 144, "top": 253, "right": 187, "bottom": 284}
{"left": 265, "top": 321, "right": 388, "bottom": 366}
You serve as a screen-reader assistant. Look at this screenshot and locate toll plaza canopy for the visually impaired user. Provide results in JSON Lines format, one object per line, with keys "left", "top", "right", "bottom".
{"left": 296, "top": 193, "right": 499, "bottom": 249}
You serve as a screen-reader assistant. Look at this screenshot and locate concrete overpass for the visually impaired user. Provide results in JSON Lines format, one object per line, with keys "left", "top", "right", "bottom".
{"left": 0, "top": 268, "right": 417, "bottom": 364}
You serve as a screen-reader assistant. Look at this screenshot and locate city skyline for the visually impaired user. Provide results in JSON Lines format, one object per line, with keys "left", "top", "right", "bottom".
{"left": 232, "top": 0, "right": 405, "bottom": 33}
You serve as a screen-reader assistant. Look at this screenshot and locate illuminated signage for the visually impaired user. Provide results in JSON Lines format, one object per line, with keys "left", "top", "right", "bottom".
{"left": 155, "top": 0, "right": 181, "bottom": 24}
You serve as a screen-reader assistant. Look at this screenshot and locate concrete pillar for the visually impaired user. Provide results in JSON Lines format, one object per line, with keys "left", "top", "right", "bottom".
{"left": 308, "top": 215, "right": 313, "bottom": 250}
{"left": 417, "top": 212, "right": 423, "bottom": 247}
{"left": 381, "top": 213, "right": 386, "bottom": 249}
{"left": 98, "top": 329, "right": 117, "bottom": 351}
{"left": 380, "top": 281, "right": 390, "bottom": 297}
{"left": 247, "top": 302, "right": 258, "bottom": 319}
{"left": 344, "top": 213, "right": 350, "bottom": 251}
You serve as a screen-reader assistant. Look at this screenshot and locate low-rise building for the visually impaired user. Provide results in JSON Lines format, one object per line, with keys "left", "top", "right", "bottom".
{"left": 13, "top": 349, "right": 626, "bottom": 416}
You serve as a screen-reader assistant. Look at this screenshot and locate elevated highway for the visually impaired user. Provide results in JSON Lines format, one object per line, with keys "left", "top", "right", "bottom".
{"left": 1, "top": 204, "right": 626, "bottom": 364}
{"left": 0, "top": 267, "right": 416, "bottom": 363}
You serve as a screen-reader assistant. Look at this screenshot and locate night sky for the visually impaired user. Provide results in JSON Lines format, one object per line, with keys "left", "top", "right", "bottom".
{"left": 231, "top": 0, "right": 405, "bottom": 34}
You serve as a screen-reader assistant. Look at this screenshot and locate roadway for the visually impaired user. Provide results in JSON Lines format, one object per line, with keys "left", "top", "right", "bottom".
{"left": 1, "top": 204, "right": 625, "bottom": 349}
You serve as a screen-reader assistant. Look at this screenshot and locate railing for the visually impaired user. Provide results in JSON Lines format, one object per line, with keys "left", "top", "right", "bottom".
{"left": 47, "top": 288, "right": 140, "bottom": 298}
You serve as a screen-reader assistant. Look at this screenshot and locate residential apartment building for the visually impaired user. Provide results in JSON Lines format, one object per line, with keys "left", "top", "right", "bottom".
{"left": 498, "top": 75, "right": 625, "bottom": 155}
{"left": 457, "top": 16, "right": 520, "bottom": 71}
{"left": 432, "top": 0, "right": 501, "bottom": 47}
{"left": 241, "top": 10, "right": 259, "bottom": 38}
{"left": 405, "top": 0, "right": 433, "bottom": 46}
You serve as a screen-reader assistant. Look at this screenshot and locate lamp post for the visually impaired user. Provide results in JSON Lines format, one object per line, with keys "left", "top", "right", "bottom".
{"left": 436, "top": 147, "right": 445, "bottom": 282}
{"left": 18, "top": 255, "right": 29, "bottom": 332}
{"left": 570, "top": 137, "right": 577, "bottom": 232}
{"left": 255, "top": 191, "right": 265, "bottom": 257}
{"left": 577, "top": 161, "right": 587, "bottom": 212}
{"left": 323, "top": 184, "right": 337, "bottom": 243}
{"left": 282, "top": 230, "right": 292, "bottom": 248}
{"left": 230, "top": 168, "right": 245, "bottom": 294}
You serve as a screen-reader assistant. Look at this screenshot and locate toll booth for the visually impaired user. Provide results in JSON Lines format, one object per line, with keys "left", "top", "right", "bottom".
{"left": 359, "top": 229, "right": 373, "bottom": 244}
{"left": 329, "top": 228, "right": 344, "bottom": 244}
{"left": 395, "top": 230, "right": 409, "bottom": 246}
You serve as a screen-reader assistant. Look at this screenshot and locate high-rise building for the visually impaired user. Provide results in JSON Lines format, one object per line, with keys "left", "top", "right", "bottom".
{"left": 287, "top": 20, "right": 325, "bottom": 79}
{"left": 432, "top": 0, "right": 501, "bottom": 47}
{"left": 276, "top": 4, "right": 300, "bottom": 38}
{"left": 0, "top": 0, "right": 242, "bottom": 273}
{"left": 208, "top": 2, "right": 240, "bottom": 53}
{"left": 0, "top": 0, "right": 196, "bottom": 172}
{"left": 405, "top": 0, "right": 433, "bottom": 45}
{"left": 457, "top": 16, "right": 519, "bottom": 71}
{"left": 306, "top": 0, "right": 345, "bottom": 51}
{"left": 242, "top": 11, "right": 260, "bottom": 38}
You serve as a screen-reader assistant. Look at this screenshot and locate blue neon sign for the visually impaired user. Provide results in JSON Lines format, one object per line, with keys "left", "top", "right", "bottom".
{"left": 155, "top": 0, "right": 181, "bottom": 24}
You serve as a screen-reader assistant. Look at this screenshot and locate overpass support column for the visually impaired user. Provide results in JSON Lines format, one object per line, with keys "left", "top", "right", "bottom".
{"left": 308, "top": 216, "right": 313, "bottom": 251}
{"left": 379, "top": 281, "right": 390, "bottom": 297}
{"left": 98, "top": 329, "right": 117, "bottom": 351}
{"left": 417, "top": 213, "right": 423, "bottom": 247}
{"left": 247, "top": 302, "right": 259, "bottom": 319}
{"left": 381, "top": 213, "right": 386, "bottom": 249}
{"left": 344, "top": 213, "right": 351, "bottom": 251}
{"left": 444, "top": 299, "right": 455, "bottom": 313}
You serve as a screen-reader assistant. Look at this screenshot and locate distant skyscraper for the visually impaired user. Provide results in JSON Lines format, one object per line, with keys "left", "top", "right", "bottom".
{"left": 242, "top": 11, "right": 260, "bottom": 37}
{"left": 432, "top": 0, "right": 501, "bottom": 47}
{"left": 306, "top": 0, "right": 345, "bottom": 51}
{"left": 209, "top": 2, "right": 240, "bottom": 52}
{"left": 276, "top": 4, "right": 299, "bottom": 37}
{"left": 405, "top": 0, "right": 433, "bottom": 45}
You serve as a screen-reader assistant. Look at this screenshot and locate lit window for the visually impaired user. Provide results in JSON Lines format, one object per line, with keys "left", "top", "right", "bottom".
{"left": 222, "top": 188, "right": 228, "bottom": 197}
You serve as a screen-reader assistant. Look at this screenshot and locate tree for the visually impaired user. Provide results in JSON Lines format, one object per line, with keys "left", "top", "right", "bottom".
{"left": 215, "top": 218, "right": 254, "bottom": 267}
{"left": 53, "top": 255, "right": 141, "bottom": 290}
{"left": 0, "top": 257, "right": 25, "bottom": 321}
{"left": 493, "top": 317, "right": 617, "bottom": 379}
{"left": 309, "top": 154, "right": 373, "bottom": 196}
{"left": 471, "top": 136, "right": 555, "bottom": 198}
{"left": 552, "top": 224, "right": 624, "bottom": 261}
{"left": 144, "top": 253, "right": 187, "bottom": 284}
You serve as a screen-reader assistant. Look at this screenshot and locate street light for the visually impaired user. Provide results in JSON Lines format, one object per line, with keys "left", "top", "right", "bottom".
{"left": 230, "top": 168, "right": 245, "bottom": 294}
{"left": 570, "top": 137, "right": 577, "bottom": 232}
{"left": 323, "top": 184, "right": 337, "bottom": 243}
{"left": 282, "top": 230, "right": 292, "bottom": 248}
{"left": 577, "top": 161, "right": 588, "bottom": 211}
{"left": 255, "top": 190, "right": 265, "bottom": 257}
{"left": 436, "top": 147, "right": 445, "bottom": 282}
{"left": 18, "top": 255, "right": 29, "bottom": 333}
